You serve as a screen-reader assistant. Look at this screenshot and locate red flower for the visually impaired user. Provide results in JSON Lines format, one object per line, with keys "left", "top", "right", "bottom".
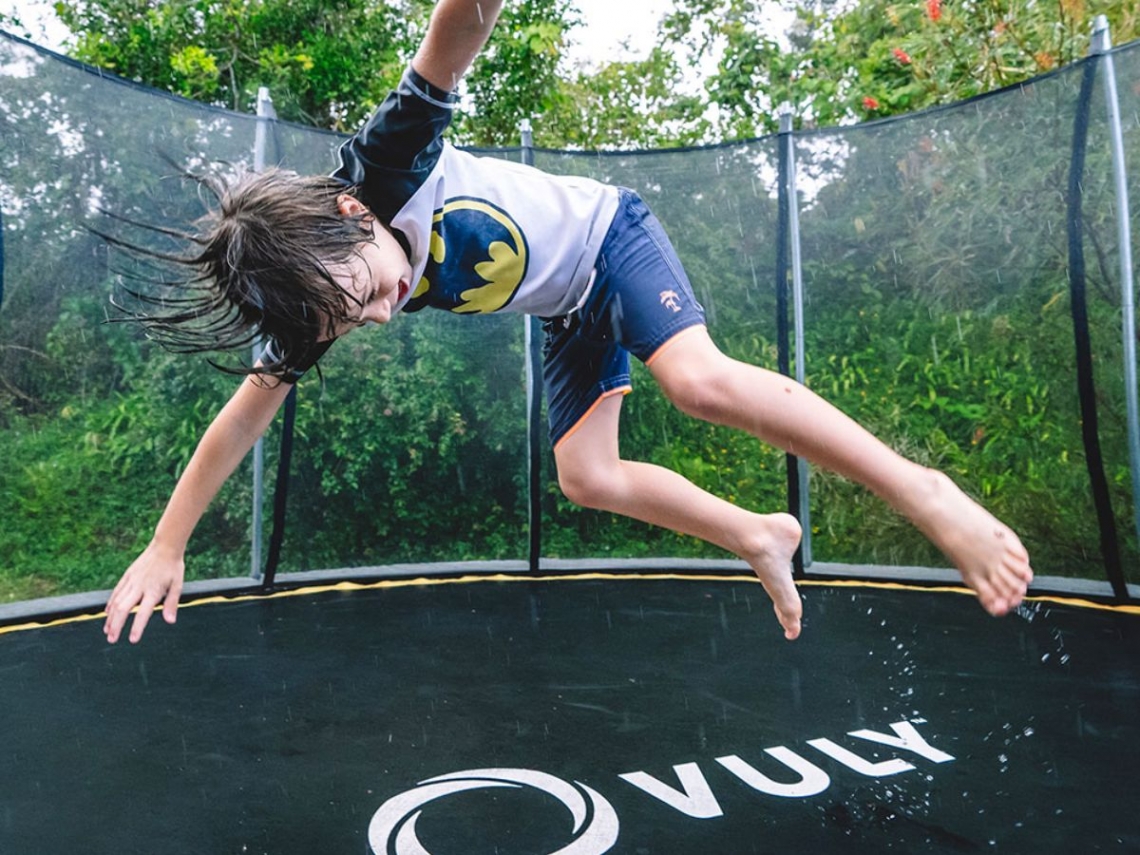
{"left": 863, "top": 96, "right": 880, "bottom": 110}
{"left": 892, "top": 47, "right": 912, "bottom": 64}
{"left": 926, "top": 0, "right": 942, "bottom": 21}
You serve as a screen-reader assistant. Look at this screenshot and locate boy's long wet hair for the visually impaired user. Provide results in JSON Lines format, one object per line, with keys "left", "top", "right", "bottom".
{"left": 105, "top": 166, "right": 373, "bottom": 380}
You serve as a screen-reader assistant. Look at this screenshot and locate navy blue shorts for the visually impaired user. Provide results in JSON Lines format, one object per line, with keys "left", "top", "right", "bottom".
{"left": 543, "top": 189, "right": 706, "bottom": 449}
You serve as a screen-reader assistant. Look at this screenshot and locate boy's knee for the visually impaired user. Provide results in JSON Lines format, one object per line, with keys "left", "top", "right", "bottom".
{"left": 556, "top": 460, "right": 619, "bottom": 510}
{"left": 661, "top": 366, "right": 732, "bottom": 423}
{"left": 557, "top": 467, "right": 602, "bottom": 509}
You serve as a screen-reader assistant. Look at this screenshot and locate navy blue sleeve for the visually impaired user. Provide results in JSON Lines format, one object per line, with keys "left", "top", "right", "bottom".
{"left": 259, "top": 337, "right": 336, "bottom": 384}
{"left": 331, "top": 66, "right": 459, "bottom": 222}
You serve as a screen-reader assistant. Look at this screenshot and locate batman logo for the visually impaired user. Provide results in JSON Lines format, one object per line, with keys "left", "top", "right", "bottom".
{"left": 407, "top": 197, "right": 529, "bottom": 314}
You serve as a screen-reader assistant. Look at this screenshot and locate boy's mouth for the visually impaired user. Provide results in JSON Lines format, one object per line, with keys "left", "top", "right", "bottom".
{"left": 397, "top": 279, "right": 410, "bottom": 303}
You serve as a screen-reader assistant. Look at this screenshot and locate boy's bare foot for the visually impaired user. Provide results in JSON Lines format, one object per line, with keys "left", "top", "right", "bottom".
{"left": 741, "top": 512, "right": 804, "bottom": 640}
{"left": 903, "top": 468, "right": 1034, "bottom": 615}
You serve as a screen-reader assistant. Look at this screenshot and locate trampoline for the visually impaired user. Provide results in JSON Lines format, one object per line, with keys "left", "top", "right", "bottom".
{"left": 1, "top": 572, "right": 1138, "bottom": 853}
{"left": 3, "top": 22, "right": 1140, "bottom": 855}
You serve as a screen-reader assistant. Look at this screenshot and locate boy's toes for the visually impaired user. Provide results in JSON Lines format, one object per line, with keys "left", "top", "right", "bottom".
{"left": 778, "top": 607, "right": 802, "bottom": 641}
{"left": 970, "top": 575, "right": 998, "bottom": 611}
{"left": 1015, "top": 560, "right": 1035, "bottom": 584}
{"left": 1003, "top": 573, "right": 1029, "bottom": 604}
{"left": 987, "top": 596, "right": 1010, "bottom": 617}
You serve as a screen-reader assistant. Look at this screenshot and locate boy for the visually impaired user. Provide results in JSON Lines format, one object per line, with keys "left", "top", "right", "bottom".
{"left": 103, "top": 0, "right": 1033, "bottom": 645}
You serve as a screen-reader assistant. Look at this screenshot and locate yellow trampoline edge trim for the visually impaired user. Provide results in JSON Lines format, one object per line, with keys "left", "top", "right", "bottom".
{"left": 1, "top": 571, "right": 1137, "bottom": 636}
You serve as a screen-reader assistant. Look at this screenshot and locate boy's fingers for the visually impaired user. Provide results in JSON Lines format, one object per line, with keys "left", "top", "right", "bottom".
{"left": 163, "top": 583, "right": 182, "bottom": 625}
{"left": 128, "top": 593, "right": 162, "bottom": 644}
{"left": 104, "top": 587, "right": 137, "bottom": 642}
{"left": 104, "top": 584, "right": 158, "bottom": 643}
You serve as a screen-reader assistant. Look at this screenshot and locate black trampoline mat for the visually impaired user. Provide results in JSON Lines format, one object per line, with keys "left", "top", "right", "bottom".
{"left": 2, "top": 574, "right": 1138, "bottom": 854}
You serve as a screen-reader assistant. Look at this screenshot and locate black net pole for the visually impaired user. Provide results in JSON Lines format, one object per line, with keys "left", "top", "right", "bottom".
{"left": 262, "top": 385, "right": 298, "bottom": 588}
{"left": 251, "top": 88, "right": 279, "bottom": 583}
{"left": 776, "top": 117, "right": 804, "bottom": 578}
{"left": 520, "top": 122, "right": 543, "bottom": 573}
{"left": 1067, "top": 56, "right": 1128, "bottom": 600}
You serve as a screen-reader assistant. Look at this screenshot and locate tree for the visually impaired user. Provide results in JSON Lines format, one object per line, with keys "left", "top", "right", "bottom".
{"left": 48, "top": 0, "right": 577, "bottom": 141}
{"left": 456, "top": 0, "right": 577, "bottom": 146}
{"left": 52, "top": 0, "right": 431, "bottom": 129}
{"left": 19, "top": 0, "right": 1140, "bottom": 144}
{"left": 655, "top": 0, "right": 1139, "bottom": 137}
{"left": 536, "top": 46, "right": 710, "bottom": 149}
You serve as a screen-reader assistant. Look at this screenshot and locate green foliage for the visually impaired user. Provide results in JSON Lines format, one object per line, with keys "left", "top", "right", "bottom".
{"left": 275, "top": 312, "right": 530, "bottom": 567}
{"left": 797, "top": 283, "right": 1110, "bottom": 573}
{"left": 537, "top": 46, "right": 711, "bottom": 149}
{"left": 52, "top": 0, "right": 427, "bottom": 129}
{"left": 39, "top": 0, "right": 1139, "bottom": 146}
{"left": 662, "top": 0, "right": 1140, "bottom": 136}
{"left": 458, "top": 0, "right": 577, "bottom": 145}
{"left": 0, "top": 360, "right": 257, "bottom": 600}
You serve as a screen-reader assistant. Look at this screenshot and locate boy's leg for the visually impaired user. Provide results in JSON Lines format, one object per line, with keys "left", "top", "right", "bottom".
{"left": 554, "top": 392, "right": 805, "bottom": 639}
{"left": 646, "top": 326, "right": 1033, "bottom": 615}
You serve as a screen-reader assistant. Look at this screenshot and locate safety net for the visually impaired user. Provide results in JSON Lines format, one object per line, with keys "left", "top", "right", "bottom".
{"left": 0, "top": 31, "right": 1136, "bottom": 603}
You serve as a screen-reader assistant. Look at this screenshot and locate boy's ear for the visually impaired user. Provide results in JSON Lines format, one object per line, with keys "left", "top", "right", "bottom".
{"left": 336, "top": 193, "right": 370, "bottom": 219}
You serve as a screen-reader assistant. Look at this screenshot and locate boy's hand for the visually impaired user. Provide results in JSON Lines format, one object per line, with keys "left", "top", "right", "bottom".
{"left": 103, "top": 543, "right": 185, "bottom": 644}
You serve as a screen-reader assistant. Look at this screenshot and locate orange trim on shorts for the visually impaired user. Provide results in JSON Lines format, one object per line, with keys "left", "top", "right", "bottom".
{"left": 644, "top": 324, "right": 706, "bottom": 367}
{"left": 553, "top": 385, "right": 632, "bottom": 452}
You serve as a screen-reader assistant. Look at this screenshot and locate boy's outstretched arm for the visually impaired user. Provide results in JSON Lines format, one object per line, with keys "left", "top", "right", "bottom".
{"left": 412, "top": 0, "right": 504, "bottom": 91}
{"left": 103, "top": 374, "right": 293, "bottom": 644}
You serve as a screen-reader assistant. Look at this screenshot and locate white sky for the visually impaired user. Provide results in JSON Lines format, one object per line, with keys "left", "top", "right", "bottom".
{"left": 566, "top": 0, "right": 671, "bottom": 68}
{"left": 3, "top": 0, "right": 67, "bottom": 47}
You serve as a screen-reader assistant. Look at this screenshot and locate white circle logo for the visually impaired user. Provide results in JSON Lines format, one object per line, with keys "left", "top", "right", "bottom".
{"left": 368, "top": 767, "right": 620, "bottom": 855}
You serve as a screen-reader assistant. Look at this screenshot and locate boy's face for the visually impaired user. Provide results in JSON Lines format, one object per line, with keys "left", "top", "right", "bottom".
{"left": 328, "top": 195, "right": 413, "bottom": 334}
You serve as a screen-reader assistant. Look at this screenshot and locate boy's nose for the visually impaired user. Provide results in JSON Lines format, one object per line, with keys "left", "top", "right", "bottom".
{"left": 360, "top": 302, "right": 386, "bottom": 326}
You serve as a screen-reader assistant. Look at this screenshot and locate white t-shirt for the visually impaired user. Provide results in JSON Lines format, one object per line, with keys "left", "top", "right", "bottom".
{"left": 332, "top": 66, "right": 620, "bottom": 319}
